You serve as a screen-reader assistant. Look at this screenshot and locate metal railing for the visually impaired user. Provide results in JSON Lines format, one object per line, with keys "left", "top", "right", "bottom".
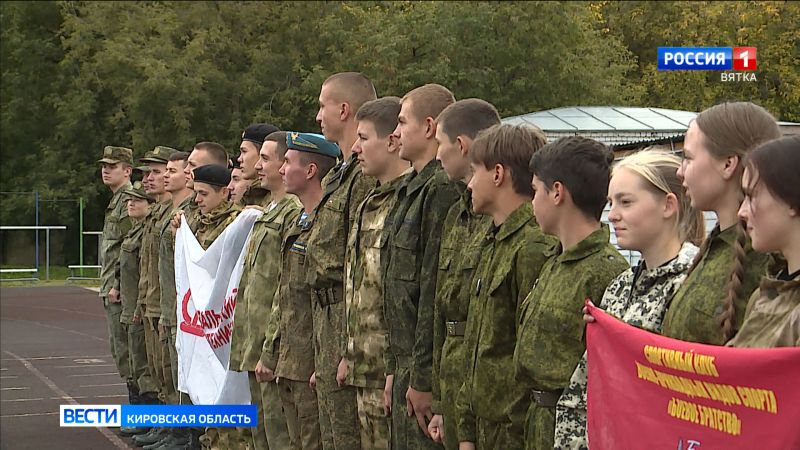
{"left": 0, "top": 226, "right": 66, "bottom": 281}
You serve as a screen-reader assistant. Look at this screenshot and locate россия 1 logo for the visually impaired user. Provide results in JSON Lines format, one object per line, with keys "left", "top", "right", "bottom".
{"left": 657, "top": 47, "right": 757, "bottom": 82}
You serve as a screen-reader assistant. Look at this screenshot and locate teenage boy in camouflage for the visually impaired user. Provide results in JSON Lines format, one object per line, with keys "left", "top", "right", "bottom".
{"left": 229, "top": 131, "right": 297, "bottom": 450}
{"left": 514, "top": 137, "right": 629, "bottom": 450}
{"left": 455, "top": 125, "right": 554, "bottom": 450}
{"left": 427, "top": 99, "right": 500, "bottom": 449}
{"left": 339, "top": 96, "right": 410, "bottom": 450}
{"left": 310, "top": 72, "right": 377, "bottom": 450}
{"left": 383, "top": 84, "right": 459, "bottom": 449}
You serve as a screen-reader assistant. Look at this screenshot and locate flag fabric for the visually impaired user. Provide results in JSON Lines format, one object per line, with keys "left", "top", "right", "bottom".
{"left": 586, "top": 303, "right": 800, "bottom": 449}
{"left": 175, "top": 208, "right": 262, "bottom": 405}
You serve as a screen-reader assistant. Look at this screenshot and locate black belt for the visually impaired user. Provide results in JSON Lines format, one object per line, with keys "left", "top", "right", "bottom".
{"left": 531, "top": 388, "right": 564, "bottom": 407}
{"left": 445, "top": 321, "right": 466, "bottom": 337}
{"left": 312, "top": 285, "right": 344, "bottom": 307}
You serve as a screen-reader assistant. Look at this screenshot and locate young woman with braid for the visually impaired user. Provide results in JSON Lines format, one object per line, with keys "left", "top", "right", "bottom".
{"left": 727, "top": 135, "right": 800, "bottom": 348}
{"left": 557, "top": 150, "right": 705, "bottom": 449}
{"left": 660, "top": 102, "right": 781, "bottom": 344}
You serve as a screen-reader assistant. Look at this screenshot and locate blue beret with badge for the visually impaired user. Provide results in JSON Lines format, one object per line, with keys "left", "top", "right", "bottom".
{"left": 286, "top": 132, "right": 341, "bottom": 159}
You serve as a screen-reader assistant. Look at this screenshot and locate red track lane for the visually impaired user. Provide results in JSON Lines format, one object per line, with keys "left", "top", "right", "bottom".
{"left": 1, "top": 286, "right": 134, "bottom": 450}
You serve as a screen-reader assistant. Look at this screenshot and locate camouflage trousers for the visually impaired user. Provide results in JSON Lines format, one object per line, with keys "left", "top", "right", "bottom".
{"left": 104, "top": 299, "right": 130, "bottom": 380}
{"left": 142, "top": 317, "right": 165, "bottom": 402}
{"left": 355, "top": 386, "right": 390, "bottom": 450}
{"left": 278, "top": 377, "right": 321, "bottom": 450}
{"left": 473, "top": 416, "right": 525, "bottom": 450}
{"left": 523, "top": 403, "right": 556, "bottom": 450}
{"left": 240, "top": 372, "right": 291, "bottom": 450}
{"left": 554, "top": 405, "right": 588, "bottom": 450}
{"left": 390, "top": 361, "right": 443, "bottom": 450}
{"left": 316, "top": 375, "right": 361, "bottom": 450}
{"left": 437, "top": 334, "right": 467, "bottom": 450}
{"left": 125, "top": 320, "right": 159, "bottom": 395}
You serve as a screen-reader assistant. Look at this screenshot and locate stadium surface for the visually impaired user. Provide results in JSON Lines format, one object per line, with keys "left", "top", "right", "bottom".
{"left": 1, "top": 286, "right": 133, "bottom": 449}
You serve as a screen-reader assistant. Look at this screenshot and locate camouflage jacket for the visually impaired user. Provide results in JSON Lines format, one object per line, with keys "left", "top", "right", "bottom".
{"left": 431, "top": 184, "right": 491, "bottom": 413}
{"left": 119, "top": 218, "right": 147, "bottom": 324}
{"left": 139, "top": 200, "right": 172, "bottom": 318}
{"left": 194, "top": 201, "right": 241, "bottom": 250}
{"left": 456, "top": 203, "right": 554, "bottom": 442}
{"left": 275, "top": 212, "right": 316, "bottom": 381}
{"left": 554, "top": 242, "right": 698, "bottom": 450}
{"left": 306, "top": 155, "right": 375, "bottom": 380}
{"left": 158, "top": 194, "right": 195, "bottom": 326}
{"left": 662, "top": 224, "right": 770, "bottom": 345}
{"left": 383, "top": 159, "right": 460, "bottom": 392}
{"left": 727, "top": 270, "right": 800, "bottom": 348}
{"left": 100, "top": 182, "right": 132, "bottom": 297}
{"left": 514, "top": 226, "right": 628, "bottom": 394}
{"left": 344, "top": 173, "right": 406, "bottom": 389}
{"left": 230, "top": 195, "right": 302, "bottom": 372}
{"left": 242, "top": 179, "right": 271, "bottom": 207}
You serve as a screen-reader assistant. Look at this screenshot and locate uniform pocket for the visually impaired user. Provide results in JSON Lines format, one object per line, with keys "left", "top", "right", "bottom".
{"left": 391, "top": 230, "right": 419, "bottom": 281}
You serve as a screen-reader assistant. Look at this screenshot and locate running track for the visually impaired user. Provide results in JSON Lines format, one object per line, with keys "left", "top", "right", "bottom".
{"left": 1, "top": 286, "right": 133, "bottom": 449}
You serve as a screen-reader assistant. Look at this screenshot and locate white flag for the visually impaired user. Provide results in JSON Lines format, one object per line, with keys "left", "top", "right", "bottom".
{"left": 175, "top": 208, "right": 262, "bottom": 405}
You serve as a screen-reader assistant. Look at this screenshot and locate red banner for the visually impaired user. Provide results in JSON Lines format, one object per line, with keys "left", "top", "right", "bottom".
{"left": 586, "top": 304, "right": 800, "bottom": 450}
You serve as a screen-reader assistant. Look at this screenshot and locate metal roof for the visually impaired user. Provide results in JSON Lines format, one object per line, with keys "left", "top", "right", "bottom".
{"left": 502, "top": 106, "right": 697, "bottom": 132}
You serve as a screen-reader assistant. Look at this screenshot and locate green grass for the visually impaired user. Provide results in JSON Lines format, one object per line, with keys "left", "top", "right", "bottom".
{"left": 0, "top": 264, "right": 101, "bottom": 287}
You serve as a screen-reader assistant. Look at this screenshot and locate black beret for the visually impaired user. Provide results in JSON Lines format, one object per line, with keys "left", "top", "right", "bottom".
{"left": 193, "top": 165, "right": 231, "bottom": 187}
{"left": 242, "top": 123, "right": 280, "bottom": 147}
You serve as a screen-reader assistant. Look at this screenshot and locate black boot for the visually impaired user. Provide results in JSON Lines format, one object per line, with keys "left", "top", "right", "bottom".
{"left": 127, "top": 380, "right": 142, "bottom": 405}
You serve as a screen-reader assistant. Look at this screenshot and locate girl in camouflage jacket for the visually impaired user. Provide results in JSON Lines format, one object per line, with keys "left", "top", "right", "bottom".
{"left": 728, "top": 136, "right": 800, "bottom": 349}
{"left": 555, "top": 150, "right": 704, "bottom": 449}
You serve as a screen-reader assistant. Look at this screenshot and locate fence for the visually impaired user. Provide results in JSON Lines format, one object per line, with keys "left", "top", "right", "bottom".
{"left": 0, "top": 226, "right": 66, "bottom": 281}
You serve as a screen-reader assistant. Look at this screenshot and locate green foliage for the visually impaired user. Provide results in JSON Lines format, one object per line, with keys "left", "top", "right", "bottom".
{"left": 1, "top": 1, "right": 797, "bottom": 263}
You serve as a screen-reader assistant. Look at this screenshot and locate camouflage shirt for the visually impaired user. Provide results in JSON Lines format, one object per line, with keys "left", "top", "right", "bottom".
{"left": 194, "top": 201, "right": 241, "bottom": 250}
{"left": 456, "top": 203, "right": 554, "bottom": 443}
{"left": 554, "top": 242, "right": 698, "bottom": 450}
{"left": 100, "top": 182, "right": 132, "bottom": 297}
{"left": 139, "top": 200, "right": 172, "bottom": 319}
{"left": 307, "top": 156, "right": 375, "bottom": 380}
{"left": 275, "top": 212, "right": 315, "bottom": 382}
{"left": 230, "top": 195, "right": 302, "bottom": 372}
{"left": 515, "top": 225, "right": 628, "bottom": 392}
{"left": 344, "top": 173, "right": 406, "bottom": 389}
{"left": 431, "top": 184, "right": 491, "bottom": 414}
{"left": 242, "top": 179, "right": 271, "bottom": 207}
{"left": 514, "top": 225, "right": 627, "bottom": 449}
{"left": 120, "top": 219, "right": 147, "bottom": 324}
{"left": 662, "top": 224, "right": 770, "bottom": 345}
{"left": 727, "top": 270, "right": 800, "bottom": 348}
{"left": 383, "top": 159, "right": 460, "bottom": 392}
{"left": 158, "top": 194, "right": 195, "bottom": 326}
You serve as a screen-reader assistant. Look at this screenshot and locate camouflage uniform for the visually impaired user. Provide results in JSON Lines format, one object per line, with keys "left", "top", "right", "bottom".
{"left": 431, "top": 184, "right": 491, "bottom": 450}
{"left": 514, "top": 226, "right": 628, "bottom": 450}
{"left": 727, "top": 270, "right": 800, "bottom": 348}
{"left": 306, "top": 155, "right": 374, "bottom": 450}
{"left": 456, "top": 203, "right": 554, "bottom": 449}
{"left": 159, "top": 194, "right": 195, "bottom": 403}
{"left": 100, "top": 181, "right": 133, "bottom": 382}
{"left": 242, "top": 178, "right": 271, "bottom": 207}
{"left": 383, "top": 159, "right": 459, "bottom": 450}
{"left": 139, "top": 199, "right": 173, "bottom": 402}
{"left": 230, "top": 195, "right": 301, "bottom": 450}
{"left": 344, "top": 172, "right": 408, "bottom": 450}
{"left": 555, "top": 242, "right": 698, "bottom": 449}
{"left": 120, "top": 214, "right": 160, "bottom": 398}
{"left": 276, "top": 212, "right": 322, "bottom": 450}
{"left": 661, "top": 224, "right": 770, "bottom": 345}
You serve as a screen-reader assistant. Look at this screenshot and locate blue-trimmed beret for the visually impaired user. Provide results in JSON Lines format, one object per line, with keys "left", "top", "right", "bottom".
{"left": 286, "top": 132, "right": 341, "bottom": 159}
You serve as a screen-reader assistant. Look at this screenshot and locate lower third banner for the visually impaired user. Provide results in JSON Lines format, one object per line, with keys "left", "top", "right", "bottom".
{"left": 586, "top": 304, "right": 800, "bottom": 449}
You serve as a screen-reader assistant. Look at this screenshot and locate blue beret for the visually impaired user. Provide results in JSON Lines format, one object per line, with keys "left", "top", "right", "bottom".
{"left": 286, "top": 132, "right": 341, "bottom": 159}
{"left": 193, "top": 165, "right": 231, "bottom": 187}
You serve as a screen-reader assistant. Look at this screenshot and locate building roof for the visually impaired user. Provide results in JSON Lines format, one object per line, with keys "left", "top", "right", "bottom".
{"left": 502, "top": 106, "right": 698, "bottom": 132}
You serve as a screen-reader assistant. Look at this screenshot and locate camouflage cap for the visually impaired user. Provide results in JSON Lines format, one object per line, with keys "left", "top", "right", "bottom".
{"left": 286, "top": 132, "right": 341, "bottom": 159}
{"left": 123, "top": 181, "right": 155, "bottom": 202}
{"left": 139, "top": 146, "right": 176, "bottom": 164}
{"left": 97, "top": 146, "right": 133, "bottom": 165}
